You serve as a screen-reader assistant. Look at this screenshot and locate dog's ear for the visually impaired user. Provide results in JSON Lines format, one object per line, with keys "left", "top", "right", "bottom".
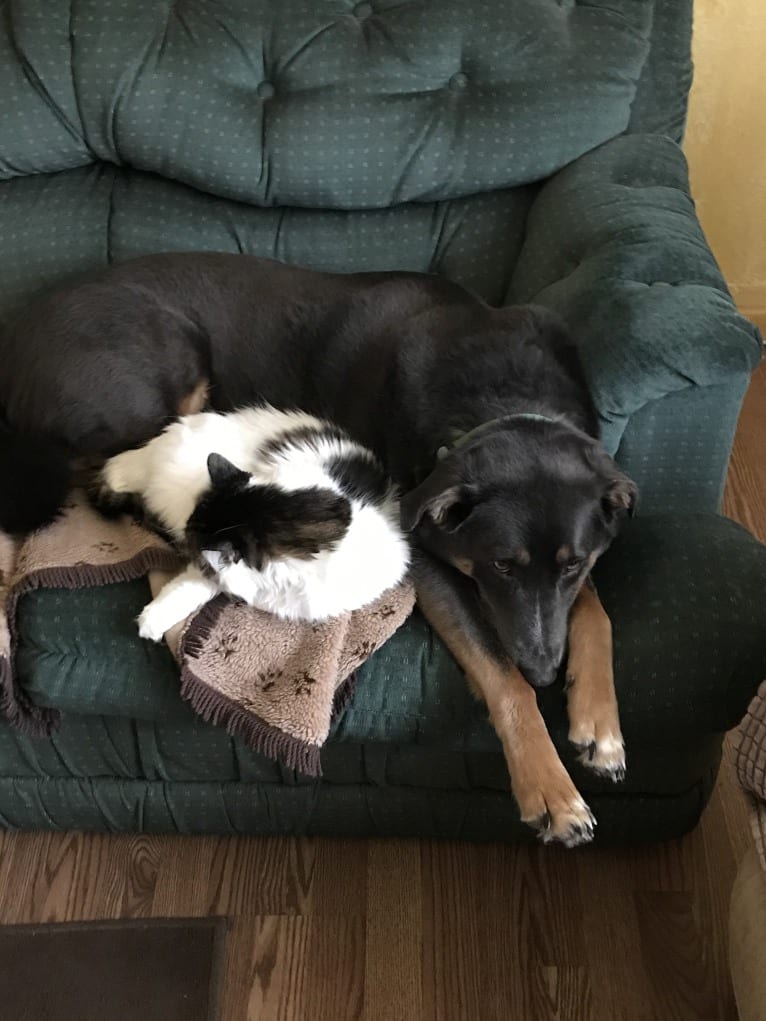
{"left": 207, "top": 452, "right": 250, "bottom": 489}
{"left": 602, "top": 471, "right": 638, "bottom": 520}
{"left": 584, "top": 444, "right": 638, "bottom": 521}
{"left": 400, "top": 470, "right": 476, "bottom": 532}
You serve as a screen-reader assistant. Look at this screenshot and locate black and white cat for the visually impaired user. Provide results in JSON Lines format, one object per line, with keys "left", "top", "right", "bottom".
{"left": 95, "top": 406, "right": 410, "bottom": 640}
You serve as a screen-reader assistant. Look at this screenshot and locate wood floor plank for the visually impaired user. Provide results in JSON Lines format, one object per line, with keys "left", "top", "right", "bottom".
{"left": 218, "top": 916, "right": 258, "bottom": 1021}
{"left": 202, "top": 835, "right": 366, "bottom": 919}
{"left": 421, "top": 841, "right": 485, "bottom": 1021}
{"left": 0, "top": 831, "right": 127, "bottom": 924}
{"left": 0, "top": 832, "right": 42, "bottom": 923}
{"left": 246, "top": 915, "right": 311, "bottom": 1021}
{"left": 421, "top": 841, "right": 589, "bottom": 1020}
{"left": 635, "top": 891, "right": 730, "bottom": 1021}
{"left": 480, "top": 843, "right": 588, "bottom": 1021}
{"left": 245, "top": 914, "right": 365, "bottom": 1021}
{"left": 578, "top": 849, "right": 653, "bottom": 1021}
{"left": 306, "top": 837, "right": 368, "bottom": 917}
{"left": 120, "top": 834, "right": 164, "bottom": 917}
{"left": 0, "top": 831, "right": 16, "bottom": 906}
{"left": 535, "top": 966, "right": 593, "bottom": 1021}
{"left": 150, "top": 834, "right": 217, "bottom": 918}
{"left": 696, "top": 784, "right": 742, "bottom": 1017}
{"left": 363, "top": 840, "right": 422, "bottom": 1021}
{"left": 509, "top": 844, "right": 588, "bottom": 967}
{"left": 204, "top": 836, "right": 314, "bottom": 917}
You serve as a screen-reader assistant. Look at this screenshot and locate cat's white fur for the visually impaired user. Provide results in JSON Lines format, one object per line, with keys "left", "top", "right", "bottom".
{"left": 102, "top": 406, "right": 410, "bottom": 639}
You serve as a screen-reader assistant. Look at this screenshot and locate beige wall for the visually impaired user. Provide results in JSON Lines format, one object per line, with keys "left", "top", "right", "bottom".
{"left": 685, "top": 0, "right": 766, "bottom": 317}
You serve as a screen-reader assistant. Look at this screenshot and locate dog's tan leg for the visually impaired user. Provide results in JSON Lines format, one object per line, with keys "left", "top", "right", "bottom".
{"left": 417, "top": 581, "right": 595, "bottom": 847}
{"left": 566, "top": 580, "right": 625, "bottom": 781}
{"left": 176, "top": 378, "right": 210, "bottom": 417}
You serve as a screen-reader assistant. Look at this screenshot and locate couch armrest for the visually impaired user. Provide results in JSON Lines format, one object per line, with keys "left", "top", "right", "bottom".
{"left": 507, "top": 134, "right": 762, "bottom": 455}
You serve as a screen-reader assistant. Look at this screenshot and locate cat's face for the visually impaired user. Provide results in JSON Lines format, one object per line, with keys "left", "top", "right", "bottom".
{"left": 185, "top": 453, "right": 352, "bottom": 573}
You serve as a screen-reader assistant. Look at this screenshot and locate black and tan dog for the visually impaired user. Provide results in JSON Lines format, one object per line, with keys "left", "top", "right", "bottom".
{"left": 0, "top": 253, "right": 636, "bottom": 846}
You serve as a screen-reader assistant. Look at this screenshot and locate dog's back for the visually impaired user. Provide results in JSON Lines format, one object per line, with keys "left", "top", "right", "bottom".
{"left": 0, "top": 252, "right": 445, "bottom": 532}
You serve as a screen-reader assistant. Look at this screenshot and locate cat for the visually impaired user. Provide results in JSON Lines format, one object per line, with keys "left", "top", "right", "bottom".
{"left": 94, "top": 406, "right": 410, "bottom": 640}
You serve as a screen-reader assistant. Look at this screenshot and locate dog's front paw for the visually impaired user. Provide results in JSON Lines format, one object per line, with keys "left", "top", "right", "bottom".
{"left": 566, "top": 672, "right": 626, "bottom": 783}
{"left": 570, "top": 727, "right": 626, "bottom": 783}
{"left": 516, "top": 770, "right": 596, "bottom": 848}
{"left": 137, "top": 604, "right": 167, "bottom": 643}
{"left": 529, "top": 797, "right": 596, "bottom": 849}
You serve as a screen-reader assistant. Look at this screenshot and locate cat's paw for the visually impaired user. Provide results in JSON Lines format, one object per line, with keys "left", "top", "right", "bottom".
{"left": 137, "top": 603, "right": 167, "bottom": 643}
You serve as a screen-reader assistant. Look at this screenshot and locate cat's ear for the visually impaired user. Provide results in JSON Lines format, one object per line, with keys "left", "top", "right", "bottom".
{"left": 207, "top": 453, "right": 250, "bottom": 489}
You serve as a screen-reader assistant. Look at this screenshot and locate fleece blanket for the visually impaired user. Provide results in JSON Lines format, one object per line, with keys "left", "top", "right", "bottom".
{"left": 0, "top": 491, "right": 415, "bottom": 776}
{"left": 735, "top": 678, "right": 766, "bottom": 874}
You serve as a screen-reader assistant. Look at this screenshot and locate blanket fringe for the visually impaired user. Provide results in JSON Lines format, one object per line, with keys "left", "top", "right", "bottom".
{"left": 1, "top": 547, "right": 180, "bottom": 734}
{"left": 179, "top": 661, "right": 322, "bottom": 777}
{"left": 181, "top": 593, "right": 229, "bottom": 660}
{"left": 178, "top": 598, "right": 363, "bottom": 777}
{"left": 0, "top": 653, "right": 59, "bottom": 737}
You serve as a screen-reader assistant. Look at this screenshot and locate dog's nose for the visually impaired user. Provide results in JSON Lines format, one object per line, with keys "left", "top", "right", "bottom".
{"left": 518, "top": 659, "right": 558, "bottom": 689}
{"left": 516, "top": 653, "right": 563, "bottom": 694}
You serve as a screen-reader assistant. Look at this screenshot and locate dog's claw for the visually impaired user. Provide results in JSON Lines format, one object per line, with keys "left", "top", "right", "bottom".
{"left": 564, "top": 673, "right": 575, "bottom": 692}
{"left": 587, "top": 740, "right": 596, "bottom": 762}
{"left": 532, "top": 810, "right": 552, "bottom": 835}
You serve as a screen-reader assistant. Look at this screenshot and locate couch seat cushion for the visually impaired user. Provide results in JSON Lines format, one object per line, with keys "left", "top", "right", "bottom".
{"left": 13, "top": 515, "right": 766, "bottom": 758}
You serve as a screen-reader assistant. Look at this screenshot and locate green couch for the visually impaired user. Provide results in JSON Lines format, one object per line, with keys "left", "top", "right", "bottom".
{"left": 0, "top": 0, "right": 764, "bottom": 842}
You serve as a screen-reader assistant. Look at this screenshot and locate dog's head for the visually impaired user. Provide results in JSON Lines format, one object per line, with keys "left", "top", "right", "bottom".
{"left": 400, "top": 421, "right": 637, "bottom": 688}
{"left": 186, "top": 453, "right": 352, "bottom": 572}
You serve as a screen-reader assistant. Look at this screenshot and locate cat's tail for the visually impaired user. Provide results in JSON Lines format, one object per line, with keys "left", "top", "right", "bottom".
{"left": 0, "top": 414, "right": 72, "bottom": 534}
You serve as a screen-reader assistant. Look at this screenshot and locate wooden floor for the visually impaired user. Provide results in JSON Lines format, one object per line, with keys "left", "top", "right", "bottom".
{"left": 1, "top": 366, "right": 765, "bottom": 1020}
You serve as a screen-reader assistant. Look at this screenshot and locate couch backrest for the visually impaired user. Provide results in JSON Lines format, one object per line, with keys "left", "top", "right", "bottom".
{"left": 0, "top": 0, "right": 696, "bottom": 322}
{"left": 0, "top": 0, "right": 662, "bottom": 210}
{"left": 628, "top": 0, "right": 694, "bottom": 141}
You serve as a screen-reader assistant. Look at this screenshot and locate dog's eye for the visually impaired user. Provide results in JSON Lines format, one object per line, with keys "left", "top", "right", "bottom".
{"left": 562, "top": 557, "right": 584, "bottom": 576}
{"left": 493, "top": 559, "right": 513, "bottom": 574}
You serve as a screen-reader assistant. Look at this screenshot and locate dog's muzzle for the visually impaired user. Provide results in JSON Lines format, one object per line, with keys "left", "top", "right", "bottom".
{"left": 516, "top": 655, "right": 559, "bottom": 689}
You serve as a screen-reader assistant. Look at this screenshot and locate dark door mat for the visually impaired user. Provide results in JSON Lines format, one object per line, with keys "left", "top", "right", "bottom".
{"left": 0, "top": 917, "right": 226, "bottom": 1021}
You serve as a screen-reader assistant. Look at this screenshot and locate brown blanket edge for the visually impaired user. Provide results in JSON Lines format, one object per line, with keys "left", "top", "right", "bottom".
{"left": 0, "top": 547, "right": 180, "bottom": 737}
{"left": 179, "top": 596, "right": 328, "bottom": 777}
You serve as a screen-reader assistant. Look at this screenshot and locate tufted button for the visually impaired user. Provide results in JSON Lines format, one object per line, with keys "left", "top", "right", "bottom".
{"left": 256, "top": 81, "right": 275, "bottom": 100}
{"left": 448, "top": 71, "right": 469, "bottom": 91}
{"left": 353, "top": 2, "right": 373, "bottom": 17}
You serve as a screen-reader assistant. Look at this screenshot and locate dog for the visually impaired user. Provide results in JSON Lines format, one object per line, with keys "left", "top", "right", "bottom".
{"left": 94, "top": 405, "right": 409, "bottom": 636}
{"left": 0, "top": 252, "right": 637, "bottom": 845}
